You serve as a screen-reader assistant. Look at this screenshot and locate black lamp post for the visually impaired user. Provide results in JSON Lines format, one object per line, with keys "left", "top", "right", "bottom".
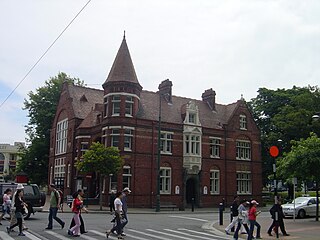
{"left": 312, "top": 113, "right": 319, "bottom": 221}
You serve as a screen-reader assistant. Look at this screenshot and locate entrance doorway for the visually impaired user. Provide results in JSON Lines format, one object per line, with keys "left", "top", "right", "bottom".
{"left": 186, "top": 177, "right": 198, "bottom": 205}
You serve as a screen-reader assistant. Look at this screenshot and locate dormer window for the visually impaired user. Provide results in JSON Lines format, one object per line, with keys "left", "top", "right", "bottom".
{"left": 240, "top": 114, "right": 247, "bottom": 130}
{"left": 189, "top": 113, "right": 196, "bottom": 124}
{"left": 112, "top": 95, "right": 121, "bottom": 116}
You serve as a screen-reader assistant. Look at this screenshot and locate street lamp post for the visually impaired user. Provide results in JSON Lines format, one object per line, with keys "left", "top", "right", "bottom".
{"left": 312, "top": 113, "right": 319, "bottom": 221}
{"left": 156, "top": 92, "right": 162, "bottom": 212}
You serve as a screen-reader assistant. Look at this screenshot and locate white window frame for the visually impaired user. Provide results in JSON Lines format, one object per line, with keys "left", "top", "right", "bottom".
{"left": 210, "top": 169, "right": 220, "bottom": 194}
{"left": 189, "top": 113, "right": 196, "bottom": 124}
{"left": 240, "top": 114, "right": 247, "bottom": 130}
{"left": 236, "top": 140, "right": 251, "bottom": 160}
{"left": 236, "top": 171, "right": 252, "bottom": 194}
{"left": 55, "top": 118, "right": 68, "bottom": 155}
{"left": 122, "top": 165, "right": 132, "bottom": 189}
{"left": 67, "top": 164, "right": 71, "bottom": 188}
{"left": 184, "top": 134, "right": 201, "bottom": 156}
{"left": 160, "top": 131, "right": 173, "bottom": 154}
{"left": 125, "top": 96, "right": 134, "bottom": 117}
{"left": 80, "top": 142, "right": 89, "bottom": 156}
{"left": 109, "top": 174, "right": 118, "bottom": 192}
{"left": 160, "top": 167, "right": 171, "bottom": 194}
{"left": 210, "top": 137, "right": 221, "bottom": 158}
{"left": 124, "top": 128, "right": 133, "bottom": 151}
{"left": 111, "top": 129, "right": 120, "bottom": 148}
{"left": 112, "top": 95, "right": 121, "bottom": 116}
{"left": 54, "top": 157, "right": 65, "bottom": 178}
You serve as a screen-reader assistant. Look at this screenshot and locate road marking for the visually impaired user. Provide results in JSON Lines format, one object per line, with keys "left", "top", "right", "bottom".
{"left": 24, "top": 231, "right": 43, "bottom": 240}
{"left": 128, "top": 228, "right": 174, "bottom": 240}
{"left": 178, "top": 228, "right": 231, "bottom": 240}
{"left": 46, "top": 230, "right": 71, "bottom": 240}
{"left": 147, "top": 228, "right": 195, "bottom": 240}
{"left": 27, "top": 230, "right": 51, "bottom": 240}
{"left": 169, "top": 215, "right": 209, "bottom": 222}
{"left": 164, "top": 229, "right": 214, "bottom": 240}
{"left": 80, "top": 233, "right": 99, "bottom": 240}
{"left": 0, "top": 231, "right": 15, "bottom": 240}
{"left": 89, "top": 230, "right": 118, "bottom": 239}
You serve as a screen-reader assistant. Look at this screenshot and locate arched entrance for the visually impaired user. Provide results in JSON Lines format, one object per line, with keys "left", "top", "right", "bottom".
{"left": 186, "top": 177, "right": 198, "bottom": 205}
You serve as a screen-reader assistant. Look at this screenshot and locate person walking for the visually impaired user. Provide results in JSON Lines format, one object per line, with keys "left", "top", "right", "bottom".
{"left": 233, "top": 200, "right": 250, "bottom": 240}
{"left": 69, "top": 189, "right": 88, "bottom": 234}
{"left": 247, "top": 200, "right": 261, "bottom": 240}
{"left": 46, "top": 184, "right": 65, "bottom": 230}
{"left": 9, "top": 184, "right": 28, "bottom": 231}
{"left": 0, "top": 188, "right": 12, "bottom": 224}
{"left": 6, "top": 189, "right": 26, "bottom": 236}
{"left": 267, "top": 198, "right": 290, "bottom": 237}
{"left": 109, "top": 191, "right": 116, "bottom": 214}
{"left": 106, "top": 191, "right": 125, "bottom": 239}
{"left": 121, "top": 187, "right": 131, "bottom": 234}
{"left": 225, "top": 195, "right": 240, "bottom": 235}
{"left": 67, "top": 191, "right": 83, "bottom": 237}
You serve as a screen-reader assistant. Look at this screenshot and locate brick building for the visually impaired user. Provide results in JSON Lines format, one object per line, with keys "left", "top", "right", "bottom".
{"left": 49, "top": 36, "right": 262, "bottom": 208}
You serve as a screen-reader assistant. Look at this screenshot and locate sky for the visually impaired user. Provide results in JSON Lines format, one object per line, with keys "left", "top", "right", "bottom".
{"left": 1, "top": 0, "right": 320, "bottom": 144}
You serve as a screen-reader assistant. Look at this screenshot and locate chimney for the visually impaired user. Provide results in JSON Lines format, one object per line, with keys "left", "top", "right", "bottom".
{"left": 202, "top": 88, "right": 216, "bottom": 111}
{"left": 158, "top": 79, "right": 172, "bottom": 103}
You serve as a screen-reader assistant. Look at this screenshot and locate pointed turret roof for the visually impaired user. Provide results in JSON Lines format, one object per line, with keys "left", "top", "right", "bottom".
{"left": 103, "top": 35, "right": 140, "bottom": 85}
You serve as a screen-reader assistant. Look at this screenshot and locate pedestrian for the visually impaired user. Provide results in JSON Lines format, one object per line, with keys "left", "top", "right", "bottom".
{"left": 267, "top": 198, "right": 290, "bottom": 237}
{"left": 225, "top": 195, "right": 240, "bottom": 235}
{"left": 106, "top": 191, "right": 125, "bottom": 239}
{"left": 67, "top": 191, "right": 84, "bottom": 237}
{"left": 9, "top": 184, "right": 28, "bottom": 231}
{"left": 0, "top": 188, "right": 12, "bottom": 224}
{"left": 46, "top": 184, "right": 65, "bottom": 230}
{"left": 247, "top": 200, "right": 261, "bottom": 240}
{"left": 6, "top": 189, "right": 27, "bottom": 236}
{"left": 69, "top": 189, "right": 88, "bottom": 234}
{"left": 109, "top": 190, "right": 116, "bottom": 213}
{"left": 121, "top": 187, "right": 131, "bottom": 233}
{"left": 233, "top": 200, "right": 250, "bottom": 240}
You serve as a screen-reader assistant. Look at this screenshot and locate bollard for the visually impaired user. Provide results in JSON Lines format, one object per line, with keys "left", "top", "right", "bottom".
{"left": 219, "top": 202, "right": 224, "bottom": 225}
{"left": 230, "top": 205, "right": 235, "bottom": 232}
{"left": 191, "top": 198, "right": 195, "bottom": 212}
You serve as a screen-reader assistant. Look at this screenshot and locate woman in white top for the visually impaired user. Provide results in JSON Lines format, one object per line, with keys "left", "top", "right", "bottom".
{"left": 0, "top": 188, "right": 12, "bottom": 224}
{"left": 106, "top": 191, "right": 124, "bottom": 239}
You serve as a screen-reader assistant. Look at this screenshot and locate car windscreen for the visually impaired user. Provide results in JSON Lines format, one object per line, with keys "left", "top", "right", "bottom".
{"left": 292, "top": 198, "right": 309, "bottom": 204}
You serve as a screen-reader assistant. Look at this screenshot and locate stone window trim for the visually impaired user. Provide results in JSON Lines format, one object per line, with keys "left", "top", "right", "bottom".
{"left": 236, "top": 139, "right": 251, "bottom": 161}
{"left": 209, "top": 137, "right": 221, "bottom": 158}
{"left": 239, "top": 114, "right": 247, "bottom": 130}
{"left": 236, "top": 171, "right": 252, "bottom": 195}
{"left": 160, "top": 131, "right": 174, "bottom": 155}
{"left": 160, "top": 167, "right": 171, "bottom": 194}
{"left": 210, "top": 169, "right": 220, "bottom": 195}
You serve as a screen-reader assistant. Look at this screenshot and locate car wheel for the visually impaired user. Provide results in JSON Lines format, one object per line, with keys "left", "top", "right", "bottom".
{"left": 298, "top": 209, "right": 306, "bottom": 218}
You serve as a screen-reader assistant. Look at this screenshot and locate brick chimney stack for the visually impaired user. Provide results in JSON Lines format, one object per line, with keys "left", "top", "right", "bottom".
{"left": 158, "top": 79, "right": 172, "bottom": 103}
{"left": 202, "top": 88, "right": 216, "bottom": 111}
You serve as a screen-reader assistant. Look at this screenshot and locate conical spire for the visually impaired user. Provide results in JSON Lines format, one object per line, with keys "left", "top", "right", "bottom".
{"left": 103, "top": 35, "right": 140, "bottom": 85}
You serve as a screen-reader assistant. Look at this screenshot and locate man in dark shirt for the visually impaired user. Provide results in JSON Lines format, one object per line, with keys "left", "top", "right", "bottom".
{"left": 267, "top": 198, "right": 289, "bottom": 237}
{"left": 225, "top": 195, "right": 239, "bottom": 235}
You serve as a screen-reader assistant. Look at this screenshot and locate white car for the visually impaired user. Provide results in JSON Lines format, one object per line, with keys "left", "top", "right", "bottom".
{"left": 282, "top": 197, "right": 319, "bottom": 218}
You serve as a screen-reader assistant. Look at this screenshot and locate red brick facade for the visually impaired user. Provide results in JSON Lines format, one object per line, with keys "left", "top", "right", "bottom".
{"left": 49, "top": 36, "right": 262, "bottom": 209}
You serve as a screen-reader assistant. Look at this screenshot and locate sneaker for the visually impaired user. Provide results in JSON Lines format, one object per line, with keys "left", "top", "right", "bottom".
{"left": 18, "top": 233, "right": 26, "bottom": 236}
{"left": 106, "top": 230, "right": 111, "bottom": 238}
{"left": 61, "top": 222, "right": 65, "bottom": 229}
{"left": 284, "top": 233, "right": 290, "bottom": 236}
{"left": 6, "top": 226, "right": 10, "bottom": 234}
{"left": 225, "top": 230, "right": 230, "bottom": 235}
{"left": 267, "top": 232, "right": 273, "bottom": 236}
{"left": 45, "top": 227, "right": 52, "bottom": 230}
{"left": 68, "top": 230, "right": 73, "bottom": 236}
{"left": 121, "top": 233, "right": 126, "bottom": 236}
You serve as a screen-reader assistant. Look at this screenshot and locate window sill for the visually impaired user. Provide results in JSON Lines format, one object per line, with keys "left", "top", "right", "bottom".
{"left": 124, "top": 148, "right": 132, "bottom": 152}
{"left": 125, "top": 114, "right": 133, "bottom": 118}
{"left": 161, "top": 152, "right": 172, "bottom": 155}
{"left": 210, "top": 156, "right": 220, "bottom": 159}
{"left": 112, "top": 114, "right": 120, "bottom": 117}
{"left": 236, "top": 158, "right": 251, "bottom": 161}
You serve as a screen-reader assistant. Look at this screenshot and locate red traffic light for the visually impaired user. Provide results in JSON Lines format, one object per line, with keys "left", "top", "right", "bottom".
{"left": 269, "top": 146, "right": 279, "bottom": 157}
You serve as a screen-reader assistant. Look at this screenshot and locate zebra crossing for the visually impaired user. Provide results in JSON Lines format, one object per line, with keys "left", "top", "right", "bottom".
{"left": 0, "top": 227, "right": 233, "bottom": 240}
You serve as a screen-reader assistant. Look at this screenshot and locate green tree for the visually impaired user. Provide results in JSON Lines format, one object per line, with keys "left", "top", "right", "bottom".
{"left": 18, "top": 72, "right": 84, "bottom": 185}
{"left": 248, "top": 86, "right": 320, "bottom": 186}
{"left": 278, "top": 133, "right": 320, "bottom": 221}
{"left": 75, "top": 142, "right": 123, "bottom": 210}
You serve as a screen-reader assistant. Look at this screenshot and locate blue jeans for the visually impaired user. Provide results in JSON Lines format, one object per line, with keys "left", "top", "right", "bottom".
{"left": 247, "top": 219, "right": 261, "bottom": 240}
{"left": 47, "top": 207, "right": 64, "bottom": 228}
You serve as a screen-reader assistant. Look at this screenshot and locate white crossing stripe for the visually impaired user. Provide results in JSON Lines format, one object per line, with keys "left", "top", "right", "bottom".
{"left": 147, "top": 229, "right": 195, "bottom": 240}
{"left": 164, "top": 229, "right": 214, "bottom": 240}
{"left": 80, "top": 234, "right": 99, "bottom": 240}
{"left": 24, "top": 231, "right": 43, "bottom": 240}
{"left": 89, "top": 230, "right": 118, "bottom": 239}
{"left": 128, "top": 228, "right": 174, "bottom": 240}
{"left": 178, "top": 228, "right": 232, "bottom": 240}
{"left": 46, "top": 230, "right": 71, "bottom": 240}
{"left": 124, "top": 233, "right": 150, "bottom": 240}
{"left": 0, "top": 231, "right": 15, "bottom": 240}
{"left": 169, "top": 215, "right": 209, "bottom": 222}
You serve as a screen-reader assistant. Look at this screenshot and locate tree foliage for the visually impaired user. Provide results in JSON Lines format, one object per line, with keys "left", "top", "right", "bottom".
{"left": 17, "top": 72, "right": 84, "bottom": 185}
{"left": 75, "top": 142, "right": 123, "bottom": 210}
{"left": 248, "top": 85, "right": 320, "bottom": 185}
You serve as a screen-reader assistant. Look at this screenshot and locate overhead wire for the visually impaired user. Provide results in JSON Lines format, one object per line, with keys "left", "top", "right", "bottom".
{"left": 0, "top": 0, "right": 92, "bottom": 110}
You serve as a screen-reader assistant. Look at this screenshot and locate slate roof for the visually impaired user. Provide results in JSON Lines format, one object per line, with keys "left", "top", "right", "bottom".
{"left": 67, "top": 84, "right": 104, "bottom": 119}
{"left": 66, "top": 83, "right": 238, "bottom": 130}
{"left": 103, "top": 36, "right": 140, "bottom": 86}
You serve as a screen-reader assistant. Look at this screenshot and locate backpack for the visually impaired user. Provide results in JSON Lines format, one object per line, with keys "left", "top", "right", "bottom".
{"left": 55, "top": 190, "right": 64, "bottom": 204}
